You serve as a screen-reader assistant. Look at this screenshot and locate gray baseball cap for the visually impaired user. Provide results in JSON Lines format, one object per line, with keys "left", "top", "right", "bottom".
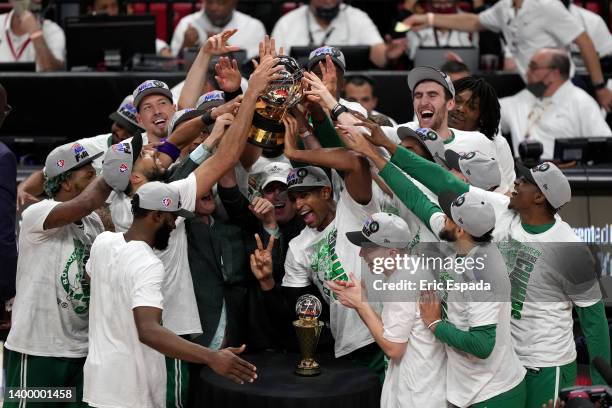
{"left": 102, "top": 133, "right": 143, "bottom": 192}
{"left": 439, "top": 190, "right": 496, "bottom": 238}
{"left": 196, "top": 90, "right": 226, "bottom": 112}
{"left": 167, "top": 108, "right": 204, "bottom": 136}
{"left": 135, "top": 181, "right": 194, "bottom": 218}
{"left": 408, "top": 66, "right": 455, "bottom": 98}
{"left": 287, "top": 166, "right": 331, "bottom": 192}
{"left": 516, "top": 162, "right": 571, "bottom": 209}
{"left": 108, "top": 95, "right": 145, "bottom": 135}
{"left": 398, "top": 127, "right": 447, "bottom": 167}
{"left": 445, "top": 150, "right": 501, "bottom": 191}
{"left": 260, "top": 162, "right": 292, "bottom": 190}
{"left": 44, "top": 142, "right": 103, "bottom": 178}
{"left": 307, "top": 46, "right": 346, "bottom": 73}
{"left": 347, "top": 212, "right": 416, "bottom": 249}
{"left": 132, "top": 80, "right": 174, "bottom": 111}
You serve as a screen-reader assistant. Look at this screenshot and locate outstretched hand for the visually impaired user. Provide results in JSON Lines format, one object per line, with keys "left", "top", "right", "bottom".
{"left": 249, "top": 233, "right": 276, "bottom": 290}
{"left": 202, "top": 29, "right": 240, "bottom": 56}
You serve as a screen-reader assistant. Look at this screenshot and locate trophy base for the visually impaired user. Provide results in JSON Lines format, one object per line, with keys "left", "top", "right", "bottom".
{"left": 295, "top": 359, "right": 321, "bottom": 376}
{"left": 248, "top": 111, "right": 286, "bottom": 148}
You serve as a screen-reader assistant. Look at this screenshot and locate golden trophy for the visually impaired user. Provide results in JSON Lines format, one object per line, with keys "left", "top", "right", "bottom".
{"left": 293, "top": 294, "right": 324, "bottom": 376}
{"left": 248, "top": 55, "right": 304, "bottom": 149}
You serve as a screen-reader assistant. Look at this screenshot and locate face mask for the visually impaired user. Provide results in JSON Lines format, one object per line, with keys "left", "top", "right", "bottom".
{"left": 205, "top": 9, "right": 233, "bottom": 28}
{"left": 526, "top": 81, "right": 548, "bottom": 98}
{"left": 315, "top": 3, "right": 341, "bottom": 22}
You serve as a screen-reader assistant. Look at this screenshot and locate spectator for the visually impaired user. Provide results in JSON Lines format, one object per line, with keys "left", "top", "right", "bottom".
{"left": 440, "top": 60, "right": 470, "bottom": 82}
{"left": 170, "top": 0, "right": 266, "bottom": 59}
{"left": 403, "top": 0, "right": 612, "bottom": 110}
{"left": 272, "top": 0, "right": 406, "bottom": 68}
{"left": 343, "top": 74, "right": 397, "bottom": 125}
{"left": 566, "top": 2, "right": 612, "bottom": 69}
{"left": 0, "top": 85, "right": 16, "bottom": 322}
{"left": 0, "top": 0, "right": 65, "bottom": 71}
{"left": 406, "top": 0, "right": 476, "bottom": 61}
{"left": 500, "top": 49, "right": 612, "bottom": 159}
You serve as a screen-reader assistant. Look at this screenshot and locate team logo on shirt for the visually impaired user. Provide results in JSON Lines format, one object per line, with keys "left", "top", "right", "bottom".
{"left": 119, "top": 163, "right": 129, "bottom": 173}
{"left": 60, "top": 239, "right": 91, "bottom": 315}
{"left": 162, "top": 197, "right": 173, "bottom": 208}
{"left": 57, "top": 159, "right": 65, "bottom": 168}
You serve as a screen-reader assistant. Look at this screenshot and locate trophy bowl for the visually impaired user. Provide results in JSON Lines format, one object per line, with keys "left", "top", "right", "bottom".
{"left": 248, "top": 55, "right": 304, "bottom": 149}
{"left": 293, "top": 294, "right": 323, "bottom": 376}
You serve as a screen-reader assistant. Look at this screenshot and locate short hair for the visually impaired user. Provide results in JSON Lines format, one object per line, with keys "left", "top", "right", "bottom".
{"left": 345, "top": 75, "right": 377, "bottom": 94}
{"left": 453, "top": 76, "right": 501, "bottom": 140}
{"left": 549, "top": 52, "right": 570, "bottom": 79}
{"left": 131, "top": 194, "right": 153, "bottom": 219}
{"left": 472, "top": 228, "right": 494, "bottom": 243}
{"left": 440, "top": 60, "right": 470, "bottom": 75}
{"left": 43, "top": 170, "right": 73, "bottom": 198}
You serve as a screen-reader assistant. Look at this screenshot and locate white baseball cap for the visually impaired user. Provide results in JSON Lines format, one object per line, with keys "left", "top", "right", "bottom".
{"left": 438, "top": 190, "right": 496, "bottom": 238}
{"left": 516, "top": 162, "right": 571, "bottom": 209}
{"left": 346, "top": 212, "right": 416, "bottom": 249}
{"left": 259, "top": 162, "right": 292, "bottom": 190}
{"left": 445, "top": 150, "right": 501, "bottom": 191}
{"left": 135, "top": 181, "right": 194, "bottom": 218}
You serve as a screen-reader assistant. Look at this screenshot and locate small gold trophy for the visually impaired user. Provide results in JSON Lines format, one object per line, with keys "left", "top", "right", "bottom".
{"left": 293, "top": 294, "right": 324, "bottom": 376}
{"left": 247, "top": 56, "right": 304, "bottom": 149}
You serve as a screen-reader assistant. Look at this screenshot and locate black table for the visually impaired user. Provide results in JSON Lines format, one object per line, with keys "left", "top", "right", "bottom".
{"left": 194, "top": 351, "right": 381, "bottom": 408}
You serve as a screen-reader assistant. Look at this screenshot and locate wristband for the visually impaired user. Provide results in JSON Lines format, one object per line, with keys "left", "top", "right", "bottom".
{"left": 427, "top": 12, "right": 435, "bottom": 27}
{"left": 594, "top": 81, "right": 607, "bottom": 91}
{"left": 189, "top": 143, "right": 212, "bottom": 164}
{"left": 427, "top": 319, "right": 442, "bottom": 330}
{"left": 29, "top": 30, "right": 43, "bottom": 40}
{"left": 263, "top": 224, "right": 280, "bottom": 238}
{"left": 299, "top": 130, "right": 313, "bottom": 139}
{"left": 201, "top": 110, "right": 215, "bottom": 126}
{"left": 156, "top": 141, "right": 180, "bottom": 162}
{"left": 330, "top": 103, "right": 349, "bottom": 121}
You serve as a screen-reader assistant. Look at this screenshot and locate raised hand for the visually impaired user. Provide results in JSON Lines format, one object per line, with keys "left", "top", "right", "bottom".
{"left": 419, "top": 290, "right": 442, "bottom": 330}
{"left": 206, "top": 112, "right": 234, "bottom": 147}
{"left": 335, "top": 124, "right": 376, "bottom": 157}
{"left": 326, "top": 272, "right": 363, "bottom": 309}
{"left": 214, "top": 57, "right": 242, "bottom": 93}
{"left": 208, "top": 344, "right": 257, "bottom": 384}
{"left": 247, "top": 57, "right": 284, "bottom": 96}
{"left": 211, "top": 95, "right": 242, "bottom": 120}
{"left": 282, "top": 113, "right": 299, "bottom": 158}
{"left": 402, "top": 13, "right": 430, "bottom": 32}
{"left": 385, "top": 35, "right": 408, "bottom": 61}
{"left": 319, "top": 55, "right": 338, "bottom": 98}
{"left": 202, "top": 29, "right": 240, "bottom": 56}
{"left": 183, "top": 25, "right": 200, "bottom": 49}
{"left": 352, "top": 120, "right": 394, "bottom": 150}
{"left": 249, "top": 196, "right": 277, "bottom": 230}
{"left": 249, "top": 233, "right": 276, "bottom": 290}
{"left": 303, "top": 71, "right": 337, "bottom": 111}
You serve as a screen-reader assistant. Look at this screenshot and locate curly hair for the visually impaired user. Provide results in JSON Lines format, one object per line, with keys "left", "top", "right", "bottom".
{"left": 453, "top": 76, "right": 501, "bottom": 140}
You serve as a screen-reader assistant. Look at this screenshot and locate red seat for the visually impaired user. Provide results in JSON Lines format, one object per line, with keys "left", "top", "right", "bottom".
{"left": 132, "top": 3, "right": 169, "bottom": 41}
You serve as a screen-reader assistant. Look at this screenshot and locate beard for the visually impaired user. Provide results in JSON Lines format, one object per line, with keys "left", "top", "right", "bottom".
{"left": 439, "top": 227, "right": 457, "bottom": 242}
{"left": 153, "top": 222, "right": 173, "bottom": 250}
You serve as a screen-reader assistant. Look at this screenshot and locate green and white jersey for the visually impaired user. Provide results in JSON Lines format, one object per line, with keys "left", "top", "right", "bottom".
{"left": 6, "top": 199, "right": 103, "bottom": 357}
{"left": 472, "top": 187, "right": 602, "bottom": 367}
{"left": 283, "top": 187, "right": 380, "bottom": 357}
{"left": 442, "top": 244, "right": 526, "bottom": 406}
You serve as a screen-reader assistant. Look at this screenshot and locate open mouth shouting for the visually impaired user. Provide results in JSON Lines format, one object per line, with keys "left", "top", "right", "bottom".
{"left": 418, "top": 107, "right": 436, "bottom": 127}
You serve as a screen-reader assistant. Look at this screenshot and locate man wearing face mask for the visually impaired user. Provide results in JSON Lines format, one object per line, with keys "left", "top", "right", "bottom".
{"left": 170, "top": 0, "right": 266, "bottom": 59}
{"left": 500, "top": 49, "right": 612, "bottom": 159}
{"left": 0, "top": 0, "right": 64, "bottom": 71}
{"left": 272, "top": 0, "right": 405, "bottom": 68}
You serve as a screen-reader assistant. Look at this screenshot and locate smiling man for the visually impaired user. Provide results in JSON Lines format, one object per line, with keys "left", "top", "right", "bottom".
{"left": 133, "top": 79, "right": 177, "bottom": 144}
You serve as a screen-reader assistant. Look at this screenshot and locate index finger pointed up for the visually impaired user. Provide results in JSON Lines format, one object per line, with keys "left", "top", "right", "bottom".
{"left": 254, "top": 233, "right": 264, "bottom": 250}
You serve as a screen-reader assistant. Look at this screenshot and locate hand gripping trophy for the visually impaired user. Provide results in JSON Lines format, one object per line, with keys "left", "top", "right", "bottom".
{"left": 293, "top": 294, "right": 324, "bottom": 376}
{"left": 247, "top": 55, "right": 304, "bottom": 149}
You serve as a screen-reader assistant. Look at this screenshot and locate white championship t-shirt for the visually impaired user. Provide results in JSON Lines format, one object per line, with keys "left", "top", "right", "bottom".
{"left": 154, "top": 174, "right": 202, "bottom": 336}
{"left": 380, "top": 267, "right": 447, "bottom": 408}
{"left": 5, "top": 199, "right": 103, "bottom": 357}
{"left": 471, "top": 187, "right": 602, "bottom": 367}
{"left": 84, "top": 232, "right": 166, "bottom": 408}
{"left": 441, "top": 244, "right": 525, "bottom": 406}
{"left": 283, "top": 187, "right": 380, "bottom": 357}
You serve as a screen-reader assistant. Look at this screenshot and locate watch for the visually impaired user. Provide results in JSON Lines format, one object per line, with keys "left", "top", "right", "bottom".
{"left": 330, "top": 103, "right": 349, "bottom": 121}
{"left": 593, "top": 81, "right": 607, "bottom": 91}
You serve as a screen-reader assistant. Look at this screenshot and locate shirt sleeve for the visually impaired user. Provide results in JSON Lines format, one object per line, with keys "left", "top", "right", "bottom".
{"left": 382, "top": 301, "right": 416, "bottom": 343}
{"left": 578, "top": 95, "right": 612, "bottom": 138}
{"left": 544, "top": 0, "right": 584, "bottom": 45}
{"left": 282, "top": 244, "right": 312, "bottom": 288}
{"left": 494, "top": 135, "right": 517, "bottom": 191}
{"left": 169, "top": 172, "right": 197, "bottom": 213}
{"left": 170, "top": 18, "right": 188, "bottom": 56}
{"left": 575, "top": 301, "right": 611, "bottom": 386}
{"left": 42, "top": 21, "right": 65, "bottom": 62}
{"left": 21, "top": 200, "right": 61, "bottom": 242}
{"left": 131, "top": 258, "right": 165, "bottom": 310}
{"left": 353, "top": 8, "right": 384, "bottom": 45}
{"left": 478, "top": 1, "right": 506, "bottom": 33}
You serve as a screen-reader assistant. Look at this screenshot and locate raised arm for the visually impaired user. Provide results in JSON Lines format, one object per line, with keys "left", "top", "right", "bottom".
{"left": 403, "top": 12, "right": 483, "bottom": 33}
{"left": 43, "top": 176, "right": 112, "bottom": 230}
{"left": 17, "top": 170, "right": 44, "bottom": 212}
{"left": 574, "top": 32, "right": 612, "bottom": 111}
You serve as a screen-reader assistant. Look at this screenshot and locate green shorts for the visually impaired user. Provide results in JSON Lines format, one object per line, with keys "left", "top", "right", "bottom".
{"left": 472, "top": 377, "right": 527, "bottom": 408}
{"left": 3, "top": 349, "right": 87, "bottom": 408}
{"left": 165, "top": 357, "right": 189, "bottom": 408}
{"left": 525, "top": 361, "right": 577, "bottom": 408}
